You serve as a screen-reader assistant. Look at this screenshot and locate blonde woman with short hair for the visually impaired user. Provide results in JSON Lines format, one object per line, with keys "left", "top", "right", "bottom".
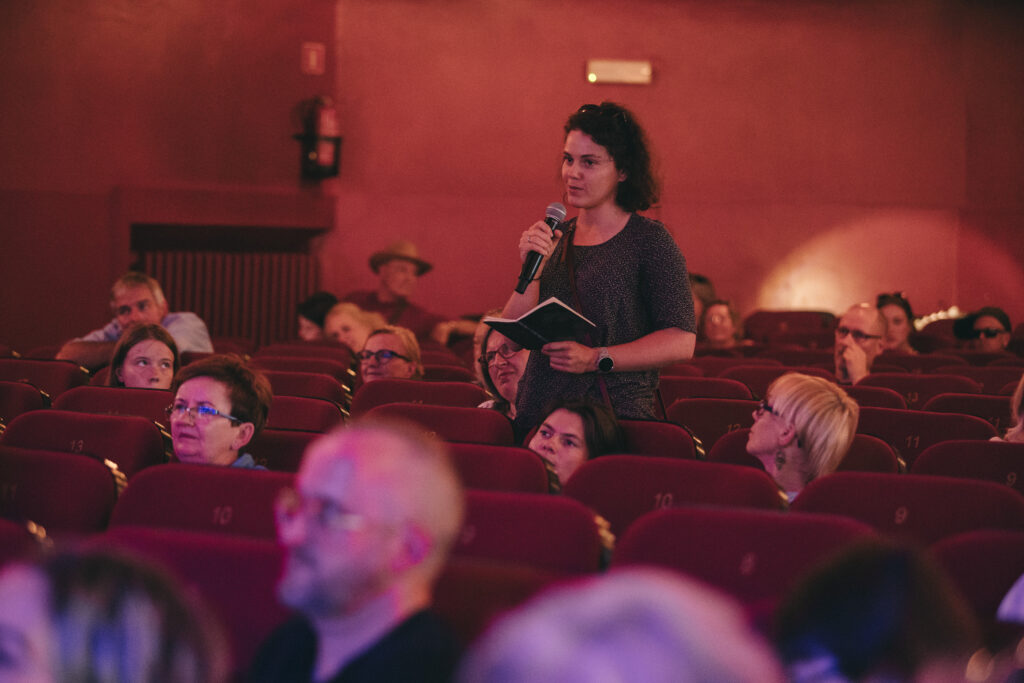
{"left": 746, "top": 372, "right": 859, "bottom": 501}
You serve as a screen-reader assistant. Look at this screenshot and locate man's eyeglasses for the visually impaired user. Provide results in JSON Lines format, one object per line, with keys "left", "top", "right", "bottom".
{"left": 835, "top": 326, "right": 882, "bottom": 343}
{"left": 274, "top": 487, "right": 369, "bottom": 533}
{"left": 478, "top": 344, "right": 519, "bottom": 367}
{"left": 974, "top": 328, "right": 1006, "bottom": 339}
{"left": 357, "top": 349, "right": 409, "bottom": 363}
{"left": 165, "top": 403, "right": 243, "bottom": 425}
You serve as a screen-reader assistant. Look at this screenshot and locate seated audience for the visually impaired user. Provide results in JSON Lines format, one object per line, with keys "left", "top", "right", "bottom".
{"left": 322, "top": 302, "right": 387, "bottom": 352}
{"left": 775, "top": 541, "right": 981, "bottom": 683}
{"left": 876, "top": 292, "right": 916, "bottom": 354}
{"left": 250, "top": 419, "right": 464, "bottom": 683}
{"left": 527, "top": 398, "right": 625, "bottom": 490}
{"left": 359, "top": 325, "right": 424, "bottom": 383}
{"left": 296, "top": 291, "right": 338, "bottom": 342}
{"left": 699, "top": 299, "right": 749, "bottom": 350}
{"left": 994, "top": 371, "right": 1024, "bottom": 443}
{"left": 458, "top": 568, "right": 784, "bottom": 683}
{"left": 167, "top": 354, "right": 272, "bottom": 469}
{"left": 954, "top": 306, "right": 1013, "bottom": 353}
{"left": 477, "top": 327, "right": 529, "bottom": 419}
{"left": 343, "top": 240, "right": 476, "bottom": 347}
{"left": 0, "top": 548, "right": 227, "bottom": 683}
{"left": 833, "top": 303, "right": 886, "bottom": 385}
{"left": 57, "top": 271, "right": 213, "bottom": 370}
{"left": 107, "top": 323, "right": 180, "bottom": 390}
{"left": 746, "top": 372, "right": 858, "bottom": 501}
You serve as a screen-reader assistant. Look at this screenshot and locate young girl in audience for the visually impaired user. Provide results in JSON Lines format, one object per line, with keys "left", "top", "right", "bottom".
{"left": 477, "top": 327, "right": 529, "bottom": 419}
{"left": 107, "top": 323, "right": 179, "bottom": 390}
{"left": 994, "top": 371, "right": 1024, "bottom": 443}
{"left": 0, "top": 548, "right": 227, "bottom": 682}
{"left": 876, "top": 292, "right": 917, "bottom": 354}
{"left": 527, "top": 398, "right": 625, "bottom": 490}
{"left": 322, "top": 302, "right": 386, "bottom": 353}
{"left": 746, "top": 372, "right": 859, "bottom": 501}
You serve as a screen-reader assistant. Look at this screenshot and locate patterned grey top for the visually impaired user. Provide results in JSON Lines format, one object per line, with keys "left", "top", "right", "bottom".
{"left": 513, "top": 213, "right": 695, "bottom": 434}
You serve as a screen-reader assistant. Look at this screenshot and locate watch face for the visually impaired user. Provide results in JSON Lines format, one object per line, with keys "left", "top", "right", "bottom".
{"left": 599, "top": 356, "right": 614, "bottom": 372}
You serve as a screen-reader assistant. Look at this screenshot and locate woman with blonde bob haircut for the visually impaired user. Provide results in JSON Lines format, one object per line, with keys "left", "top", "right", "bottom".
{"left": 322, "top": 302, "right": 387, "bottom": 352}
{"left": 359, "top": 325, "right": 425, "bottom": 383}
{"left": 746, "top": 372, "right": 859, "bottom": 501}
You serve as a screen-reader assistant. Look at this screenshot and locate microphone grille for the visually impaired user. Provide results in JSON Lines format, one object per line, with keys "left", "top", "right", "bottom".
{"left": 546, "top": 202, "right": 567, "bottom": 223}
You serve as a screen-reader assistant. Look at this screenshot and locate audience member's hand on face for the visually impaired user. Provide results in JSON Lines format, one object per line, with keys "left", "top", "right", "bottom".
{"left": 835, "top": 338, "right": 871, "bottom": 384}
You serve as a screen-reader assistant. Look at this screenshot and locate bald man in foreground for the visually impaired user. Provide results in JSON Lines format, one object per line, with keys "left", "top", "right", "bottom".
{"left": 250, "top": 420, "right": 465, "bottom": 682}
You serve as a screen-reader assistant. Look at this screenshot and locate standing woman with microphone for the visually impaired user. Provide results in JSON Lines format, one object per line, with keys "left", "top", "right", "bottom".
{"left": 504, "top": 102, "right": 696, "bottom": 435}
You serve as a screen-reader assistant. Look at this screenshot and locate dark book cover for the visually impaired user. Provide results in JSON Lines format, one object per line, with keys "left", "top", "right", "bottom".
{"left": 483, "top": 297, "right": 597, "bottom": 350}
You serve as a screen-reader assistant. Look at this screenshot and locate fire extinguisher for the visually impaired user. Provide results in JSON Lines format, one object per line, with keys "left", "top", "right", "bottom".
{"left": 296, "top": 96, "right": 342, "bottom": 180}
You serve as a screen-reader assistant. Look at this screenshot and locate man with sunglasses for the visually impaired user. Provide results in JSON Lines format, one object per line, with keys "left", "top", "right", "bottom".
{"left": 167, "top": 354, "right": 272, "bottom": 468}
{"left": 956, "top": 306, "right": 1013, "bottom": 353}
{"left": 250, "top": 420, "right": 464, "bottom": 683}
{"left": 358, "top": 325, "right": 424, "bottom": 384}
{"left": 833, "top": 303, "right": 887, "bottom": 385}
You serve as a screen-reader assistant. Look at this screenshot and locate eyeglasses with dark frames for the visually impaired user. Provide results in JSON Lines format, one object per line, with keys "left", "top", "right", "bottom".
{"left": 165, "top": 403, "right": 243, "bottom": 425}
{"left": 835, "top": 326, "right": 882, "bottom": 343}
{"left": 754, "top": 400, "right": 779, "bottom": 418}
{"left": 478, "top": 344, "right": 519, "bottom": 367}
{"left": 357, "top": 349, "right": 410, "bottom": 363}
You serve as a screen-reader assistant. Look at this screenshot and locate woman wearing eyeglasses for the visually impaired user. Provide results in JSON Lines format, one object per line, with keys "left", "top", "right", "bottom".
{"left": 358, "top": 325, "right": 423, "bottom": 384}
{"left": 477, "top": 327, "right": 530, "bottom": 419}
{"left": 167, "top": 354, "right": 272, "bottom": 469}
{"left": 746, "top": 372, "right": 859, "bottom": 502}
{"left": 502, "top": 102, "right": 696, "bottom": 435}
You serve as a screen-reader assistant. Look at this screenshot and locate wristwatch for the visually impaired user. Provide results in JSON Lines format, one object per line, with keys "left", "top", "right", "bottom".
{"left": 597, "top": 347, "right": 614, "bottom": 373}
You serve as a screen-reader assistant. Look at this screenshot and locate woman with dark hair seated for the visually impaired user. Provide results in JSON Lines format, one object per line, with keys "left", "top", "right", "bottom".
{"left": 296, "top": 291, "right": 338, "bottom": 342}
{"left": 527, "top": 397, "right": 625, "bottom": 490}
{"left": 477, "top": 327, "right": 530, "bottom": 419}
{"left": 876, "top": 292, "right": 916, "bottom": 354}
{"left": 0, "top": 548, "right": 227, "bottom": 682}
{"left": 107, "top": 323, "right": 180, "bottom": 390}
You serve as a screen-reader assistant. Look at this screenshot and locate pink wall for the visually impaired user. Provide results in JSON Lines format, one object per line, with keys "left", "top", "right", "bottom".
{"left": 1, "top": 0, "right": 1021, "bottom": 351}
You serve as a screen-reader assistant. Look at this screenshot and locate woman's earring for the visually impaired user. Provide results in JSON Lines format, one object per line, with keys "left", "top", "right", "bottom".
{"left": 774, "top": 450, "right": 786, "bottom": 470}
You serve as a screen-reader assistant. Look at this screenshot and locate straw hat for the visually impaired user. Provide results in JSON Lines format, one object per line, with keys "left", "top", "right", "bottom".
{"left": 369, "top": 240, "right": 433, "bottom": 276}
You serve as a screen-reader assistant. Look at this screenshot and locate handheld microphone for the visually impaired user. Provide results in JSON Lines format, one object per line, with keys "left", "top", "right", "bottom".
{"left": 515, "top": 202, "right": 566, "bottom": 294}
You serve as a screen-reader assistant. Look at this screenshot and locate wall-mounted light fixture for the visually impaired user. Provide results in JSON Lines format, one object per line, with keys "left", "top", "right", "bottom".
{"left": 586, "top": 59, "right": 653, "bottom": 85}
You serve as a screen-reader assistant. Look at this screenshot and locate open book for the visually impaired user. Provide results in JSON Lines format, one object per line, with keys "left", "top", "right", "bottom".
{"left": 483, "top": 297, "right": 598, "bottom": 350}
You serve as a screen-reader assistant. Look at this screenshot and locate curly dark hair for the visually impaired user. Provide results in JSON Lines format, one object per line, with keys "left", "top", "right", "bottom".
{"left": 564, "top": 102, "right": 659, "bottom": 212}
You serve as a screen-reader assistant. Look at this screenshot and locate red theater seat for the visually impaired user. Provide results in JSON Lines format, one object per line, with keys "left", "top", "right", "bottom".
{"left": 447, "top": 443, "right": 550, "bottom": 493}
{"left": 365, "top": 403, "right": 514, "bottom": 445}
{"left": 267, "top": 395, "right": 344, "bottom": 432}
{"left": 255, "top": 342, "right": 354, "bottom": 365}
{"left": 855, "top": 406, "right": 997, "bottom": 468}
{"left": 0, "top": 446, "right": 121, "bottom": 535}
{"left": 349, "top": 378, "right": 488, "bottom": 417}
{"left": 423, "top": 364, "right": 477, "bottom": 383}
{"left": 53, "top": 385, "right": 172, "bottom": 425}
{"left": 0, "top": 380, "right": 49, "bottom": 425}
{"left": 1, "top": 410, "right": 168, "bottom": 477}
{"left": 0, "top": 359, "right": 90, "bottom": 399}
{"left": 563, "top": 455, "right": 786, "bottom": 537}
{"left": 99, "top": 526, "right": 287, "bottom": 676}
{"left": 921, "top": 392, "right": 1014, "bottom": 434}
{"left": 911, "top": 440, "right": 1024, "bottom": 495}
{"left": 250, "top": 355, "right": 353, "bottom": 384}
{"left": 261, "top": 370, "right": 349, "bottom": 405}
{"left": 618, "top": 419, "right": 699, "bottom": 459}
{"left": 877, "top": 352, "right": 966, "bottom": 373}
{"left": 856, "top": 373, "right": 982, "bottom": 410}
{"left": 247, "top": 428, "right": 320, "bottom": 472}
{"left": 110, "top": 464, "right": 292, "bottom": 539}
{"left": 791, "top": 472, "right": 1024, "bottom": 545}
{"left": 0, "top": 518, "right": 42, "bottom": 568}
{"left": 657, "top": 376, "right": 754, "bottom": 411}
{"left": 934, "top": 365, "right": 1024, "bottom": 394}
{"left": 613, "top": 506, "right": 874, "bottom": 605}
{"left": 665, "top": 397, "right": 758, "bottom": 451}
{"left": 719, "top": 365, "right": 836, "bottom": 400}
{"left": 844, "top": 384, "right": 907, "bottom": 409}
{"left": 454, "top": 490, "right": 604, "bottom": 574}
{"left": 686, "top": 356, "right": 781, "bottom": 378}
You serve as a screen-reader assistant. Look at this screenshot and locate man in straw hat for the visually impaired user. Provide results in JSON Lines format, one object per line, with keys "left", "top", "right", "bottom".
{"left": 343, "top": 240, "right": 475, "bottom": 347}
